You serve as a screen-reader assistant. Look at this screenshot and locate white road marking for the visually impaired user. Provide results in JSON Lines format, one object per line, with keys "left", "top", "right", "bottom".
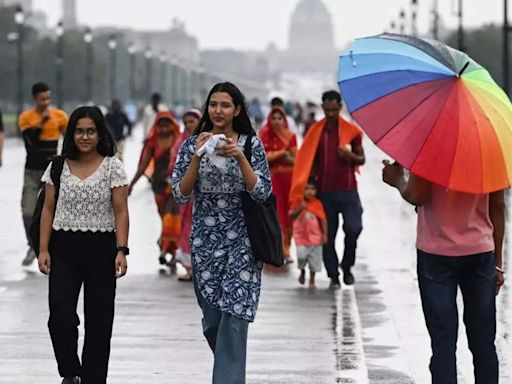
{"left": 334, "top": 287, "right": 370, "bottom": 383}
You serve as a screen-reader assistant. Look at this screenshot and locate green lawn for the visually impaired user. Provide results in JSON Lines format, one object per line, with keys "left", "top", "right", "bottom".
{"left": 3, "top": 113, "right": 18, "bottom": 137}
{"left": 4, "top": 113, "right": 17, "bottom": 124}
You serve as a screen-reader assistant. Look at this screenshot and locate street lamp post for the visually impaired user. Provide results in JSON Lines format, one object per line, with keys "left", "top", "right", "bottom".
{"left": 83, "top": 27, "right": 93, "bottom": 103}
{"left": 128, "top": 43, "right": 136, "bottom": 101}
{"left": 56, "top": 21, "right": 64, "bottom": 108}
{"left": 144, "top": 47, "right": 153, "bottom": 100}
{"left": 458, "top": 0, "right": 465, "bottom": 51}
{"left": 14, "top": 5, "right": 25, "bottom": 118}
{"left": 389, "top": 20, "right": 397, "bottom": 33}
{"left": 199, "top": 65, "right": 207, "bottom": 102}
{"left": 505, "top": 0, "right": 512, "bottom": 96}
{"left": 399, "top": 9, "right": 406, "bottom": 34}
{"left": 169, "top": 56, "right": 177, "bottom": 105}
{"left": 159, "top": 52, "right": 168, "bottom": 101}
{"left": 411, "top": 0, "right": 418, "bottom": 37}
{"left": 108, "top": 34, "right": 117, "bottom": 101}
{"left": 432, "top": 0, "right": 440, "bottom": 40}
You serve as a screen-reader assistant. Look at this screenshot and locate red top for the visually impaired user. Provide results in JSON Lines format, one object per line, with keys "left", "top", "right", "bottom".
{"left": 259, "top": 107, "right": 297, "bottom": 174}
{"left": 293, "top": 209, "right": 323, "bottom": 246}
{"left": 315, "top": 120, "right": 361, "bottom": 192}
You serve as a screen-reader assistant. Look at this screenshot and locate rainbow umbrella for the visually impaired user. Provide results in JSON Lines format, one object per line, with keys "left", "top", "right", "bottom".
{"left": 338, "top": 33, "right": 512, "bottom": 193}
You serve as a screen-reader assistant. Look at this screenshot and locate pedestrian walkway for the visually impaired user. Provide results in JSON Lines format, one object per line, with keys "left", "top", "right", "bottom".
{"left": 0, "top": 127, "right": 510, "bottom": 383}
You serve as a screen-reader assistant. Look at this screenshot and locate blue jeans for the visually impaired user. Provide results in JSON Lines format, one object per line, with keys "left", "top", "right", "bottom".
{"left": 318, "top": 190, "right": 363, "bottom": 278}
{"left": 417, "top": 250, "right": 498, "bottom": 384}
{"left": 194, "top": 278, "right": 249, "bottom": 384}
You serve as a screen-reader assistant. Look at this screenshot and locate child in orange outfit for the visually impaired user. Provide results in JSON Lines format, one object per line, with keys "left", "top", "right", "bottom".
{"left": 289, "top": 180, "right": 327, "bottom": 288}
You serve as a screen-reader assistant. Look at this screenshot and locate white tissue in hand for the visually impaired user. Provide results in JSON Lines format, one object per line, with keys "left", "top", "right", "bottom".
{"left": 197, "top": 134, "right": 228, "bottom": 169}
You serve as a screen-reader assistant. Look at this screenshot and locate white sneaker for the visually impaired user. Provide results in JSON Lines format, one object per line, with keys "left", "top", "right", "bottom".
{"left": 21, "top": 248, "right": 36, "bottom": 266}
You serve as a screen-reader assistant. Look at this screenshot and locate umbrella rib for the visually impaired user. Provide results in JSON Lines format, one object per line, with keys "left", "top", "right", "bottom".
{"left": 377, "top": 34, "right": 455, "bottom": 71}
{"left": 406, "top": 82, "right": 458, "bottom": 180}
{"left": 467, "top": 82, "right": 512, "bottom": 178}
{"left": 445, "top": 85, "right": 483, "bottom": 191}
{"left": 341, "top": 52, "right": 454, "bottom": 76}
{"left": 375, "top": 79, "right": 452, "bottom": 145}
{"left": 343, "top": 72, "right": 452, "bottom": 114}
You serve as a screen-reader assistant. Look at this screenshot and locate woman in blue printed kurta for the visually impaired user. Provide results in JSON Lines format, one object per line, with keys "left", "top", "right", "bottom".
{"left": 171, "top": 82, "right": 271, "bottom": 384}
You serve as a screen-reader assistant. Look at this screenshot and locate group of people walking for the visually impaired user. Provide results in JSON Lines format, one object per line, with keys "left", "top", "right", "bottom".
{"left": 12, "top": 76, "right": 506, "bottom": 384}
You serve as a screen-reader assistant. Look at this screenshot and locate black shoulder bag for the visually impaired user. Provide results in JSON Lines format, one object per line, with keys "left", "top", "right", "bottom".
{"left": 240, "top": 136, "right": 284, "bottom": 267}
{"left": 30, "top": 156, "right": 65, "bottom": 257}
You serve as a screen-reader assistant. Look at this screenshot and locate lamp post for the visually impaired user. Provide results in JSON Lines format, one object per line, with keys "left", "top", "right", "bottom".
{"left": 83, "top": 27, "right": 93, "bottom": 103}
{"left": 108, "top": 34, "right": 117, "bottom": 101}
{"left": 128, "top": 42, "right": 136, "bottom": 101}
{"left": 169, "top": 56, "right": 177, "bottom": 105}
{"left": 505, "top": 0, "right": 512, "bottom": 96}
{"left": 432, "top": 0, "right": 440, "bottom": 39}
{"left": 14, "top": 5, "right": 25, "bottom": 118}
{"left": 399, "top": 9, "right": 406, "bottom": 34}
{"left": 411, "top": 0, "right": 418, "bottom": 37}
{"left": 389, "top": 20, "right": 397, "bottom": 33}
{"left": 458, "top": 0, "right": 465, "bottom": 51}
{"left": 144, "top": 47, "right": 153, "bottom": 100}
{"left": 159, "top": 52, "right": 168, "bottom": 101}
{"left": 56, "top": 21, "right": 64, "bottom": 108}
{"left": 199, "top": 65, "right": 207, "bottom": 102}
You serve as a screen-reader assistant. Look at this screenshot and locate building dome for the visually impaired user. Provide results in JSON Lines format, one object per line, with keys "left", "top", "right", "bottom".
{"left": 289, "top": 0, "right": 335, "bottom": 52}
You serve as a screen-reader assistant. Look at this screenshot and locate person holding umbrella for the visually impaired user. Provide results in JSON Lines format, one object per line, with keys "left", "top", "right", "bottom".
{"left": 382, "top": 163, "right": 505, "bottom": 384}
{"left": 339, "top": 33, "right": 511, "bottom": 384}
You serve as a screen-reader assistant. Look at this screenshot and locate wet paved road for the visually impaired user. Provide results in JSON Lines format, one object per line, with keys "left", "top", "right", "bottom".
{"left": 0, "top": 127, "right": 510, "bottom": 383}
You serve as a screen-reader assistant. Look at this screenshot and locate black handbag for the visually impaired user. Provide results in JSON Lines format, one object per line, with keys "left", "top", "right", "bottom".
{"left": 240, "top": 135, "right": 284, "bottom": 267}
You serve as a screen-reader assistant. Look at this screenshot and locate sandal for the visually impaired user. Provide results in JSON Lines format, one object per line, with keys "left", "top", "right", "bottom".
{"left": 178, "top": 271, "right": 193, "bottom": 281}
{"left": 158, "top": 254, "right": 167, "bottom": 265}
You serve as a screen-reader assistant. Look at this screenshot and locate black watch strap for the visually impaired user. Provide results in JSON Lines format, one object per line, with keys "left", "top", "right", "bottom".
{"left": 116, "top": 246, "right": 129, "bottom": 255}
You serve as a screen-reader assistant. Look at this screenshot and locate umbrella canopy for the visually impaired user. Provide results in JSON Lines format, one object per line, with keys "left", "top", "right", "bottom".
{"left": 338, "top": 33, "right": 512, "bottom": 194}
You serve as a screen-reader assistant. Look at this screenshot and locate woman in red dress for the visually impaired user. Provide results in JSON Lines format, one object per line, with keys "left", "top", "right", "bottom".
{"left": 129, "top": 111, "right": 181, "bottom": 270}
{"left": 259, "top": 107, "right": 297, "bottom": 262}
{"left": 169, "top": 109, "right": 202, "bottom": 281}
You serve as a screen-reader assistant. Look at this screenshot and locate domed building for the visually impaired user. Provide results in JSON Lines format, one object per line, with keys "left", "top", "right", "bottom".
{"left": 279, "top": 0, "right": 338, "bottom": 74}
{"left": 289, "top": 0, "right": 335, "bottom": 54}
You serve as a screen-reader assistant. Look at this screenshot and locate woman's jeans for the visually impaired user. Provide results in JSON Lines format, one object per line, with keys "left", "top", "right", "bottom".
{"left": 417, "top": 250, "right": 498, "bottom": 384}
{"left": 193, "top": 278, "right": 249, "bottom": 384}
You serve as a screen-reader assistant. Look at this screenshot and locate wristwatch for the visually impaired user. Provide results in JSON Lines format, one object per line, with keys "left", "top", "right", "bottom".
{"left": 116, "top": 246, "right": 130, "bottom": 256}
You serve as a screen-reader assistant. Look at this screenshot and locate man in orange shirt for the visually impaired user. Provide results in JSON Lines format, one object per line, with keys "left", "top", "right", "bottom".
{"left": 19, "top": 82, "right": 68, "bottom": 266}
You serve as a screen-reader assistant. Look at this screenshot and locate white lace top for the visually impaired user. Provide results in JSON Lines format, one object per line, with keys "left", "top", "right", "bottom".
{"left": 41, "top": 156, "right": 128, "bottom": 232}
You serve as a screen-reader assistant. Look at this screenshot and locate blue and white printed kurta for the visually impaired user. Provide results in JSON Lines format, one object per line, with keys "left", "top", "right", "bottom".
{"left": 172, "top": 134, "right": 272, "bottom": 322}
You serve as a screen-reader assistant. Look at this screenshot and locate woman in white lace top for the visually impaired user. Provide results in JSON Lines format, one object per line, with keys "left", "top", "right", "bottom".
{"left": 38, "top": 106, "right": 129, "bottom": 384}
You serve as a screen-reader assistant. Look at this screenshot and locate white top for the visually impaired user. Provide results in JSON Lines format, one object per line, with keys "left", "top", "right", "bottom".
{"left": 41, "top": 156, "right": 128, "bottom": 232}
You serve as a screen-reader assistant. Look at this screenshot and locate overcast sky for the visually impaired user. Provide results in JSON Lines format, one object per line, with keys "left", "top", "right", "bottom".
{"left": 33, "top": 0, "right": 504, "bottom": 50}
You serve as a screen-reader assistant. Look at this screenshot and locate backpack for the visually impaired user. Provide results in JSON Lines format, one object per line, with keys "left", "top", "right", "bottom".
{"left": 30, "top": 156, "right": 65, "bottom": 257}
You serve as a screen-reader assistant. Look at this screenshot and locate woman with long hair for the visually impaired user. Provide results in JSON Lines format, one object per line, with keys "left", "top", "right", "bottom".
{"left": 259, "top": 106, "right": 297, "bottom": 262}
{"left": 172, "top": 82, "right": 271, "bottom": 383}
{"left": 38, "top": 106, "right": 129, "bottom": 384}
{"left": 128, "top": 111, "right": 181, "bottom": 271}
{"left": 169, "top": 108, "right": 202, "bottom": 281}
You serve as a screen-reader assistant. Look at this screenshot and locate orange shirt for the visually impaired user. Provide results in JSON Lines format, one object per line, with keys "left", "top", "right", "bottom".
{"left": 19, "top": 108, "right": 68, "bottom": 139}
{"left": 19, "top": 108, "right": 68, "bottom": 170}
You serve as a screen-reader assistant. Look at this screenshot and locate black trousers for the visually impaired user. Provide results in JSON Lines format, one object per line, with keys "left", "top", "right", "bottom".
{"left": 48, "top": 230, "right": 117, "bottom": 384}
{"left": 318, "top": 190, "right": 363, "bottom": 278}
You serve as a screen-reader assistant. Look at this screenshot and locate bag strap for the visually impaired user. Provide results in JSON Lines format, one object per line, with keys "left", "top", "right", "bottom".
{"left": 243, "top": 134, "right": 253, "bottom": 165}
{"left": 50, "top": 156, "right": 65, "bottom": 201}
